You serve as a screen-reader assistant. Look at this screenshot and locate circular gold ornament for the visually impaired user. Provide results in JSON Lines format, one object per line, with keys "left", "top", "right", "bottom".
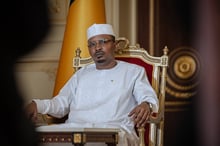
{"left": 174, "top": 55, "right": 196, "bottom": 79}
{"left": 166, "top": 46, "right": 201, "bottom": 99}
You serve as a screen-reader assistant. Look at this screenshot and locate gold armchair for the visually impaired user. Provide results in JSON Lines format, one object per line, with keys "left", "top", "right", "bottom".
{"left": 73, "top": 37, "right": 169, "bottom": 146}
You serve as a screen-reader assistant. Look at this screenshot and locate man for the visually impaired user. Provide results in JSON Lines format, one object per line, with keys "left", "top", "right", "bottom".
{"left": 26, "top": 23, "right": 158, "bottom": 146}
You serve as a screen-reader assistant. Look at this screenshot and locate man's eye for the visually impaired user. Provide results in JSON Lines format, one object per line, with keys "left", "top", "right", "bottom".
{"left": 98, "top": 39, "right": 105, "bottom": 44}
{"left": 89, "top": 42, "right": 96, "bottom": 47}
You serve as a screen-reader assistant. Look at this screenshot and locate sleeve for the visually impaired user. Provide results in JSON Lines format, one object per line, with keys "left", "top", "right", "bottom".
{"left": 33, "top": 74, "right": 78, "bottom": 118}
{"left": 133, "top": 66, "right": 159, "bottom": 113}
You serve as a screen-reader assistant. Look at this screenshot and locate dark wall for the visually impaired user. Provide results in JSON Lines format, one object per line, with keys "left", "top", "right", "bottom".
{"left": 137, "top": 0, "right": 198, "bottom": 145}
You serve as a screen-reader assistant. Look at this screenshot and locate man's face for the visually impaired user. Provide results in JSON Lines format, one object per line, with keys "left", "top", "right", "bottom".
{"left": 88, "top": 34, "right": 115, "bottom": 65}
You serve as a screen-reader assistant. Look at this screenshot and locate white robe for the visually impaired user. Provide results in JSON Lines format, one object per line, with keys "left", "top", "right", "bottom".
{"left": 34, "top": 60, "right": 158, "bottom": 146}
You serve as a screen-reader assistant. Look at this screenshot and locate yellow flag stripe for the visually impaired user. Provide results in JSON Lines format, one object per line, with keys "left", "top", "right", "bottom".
{"left": 53, "top": 0, "right": 106, "bottom": 96}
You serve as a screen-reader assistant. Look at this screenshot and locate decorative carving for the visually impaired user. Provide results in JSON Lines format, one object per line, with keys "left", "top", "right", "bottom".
{"left": 174, "top": 55, "right": 196, "bottom": 79}
{"left": 166, "top": 46, "right": 201, "bottom": 99}
{"left": 73, "top": 133, "right": 83, "bottom": 143}
{"left": 115, "top": 37, "right": 129, "bottom": 54}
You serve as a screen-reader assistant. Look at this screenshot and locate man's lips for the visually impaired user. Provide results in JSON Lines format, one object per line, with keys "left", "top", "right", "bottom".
{"left": 95, "top": 51, "right": 104, "bottom": 58}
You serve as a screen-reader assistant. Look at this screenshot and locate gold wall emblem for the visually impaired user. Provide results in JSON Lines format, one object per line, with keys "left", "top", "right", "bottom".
{"left": 166, "top": 46, "right": 200, "bottom": 99}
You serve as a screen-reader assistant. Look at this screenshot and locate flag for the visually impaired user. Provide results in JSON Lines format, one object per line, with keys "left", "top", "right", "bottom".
{"left": 53, "top": 0, "right": 106, "bottom": 95}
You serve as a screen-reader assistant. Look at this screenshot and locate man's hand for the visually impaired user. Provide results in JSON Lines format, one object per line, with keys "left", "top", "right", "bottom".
{"left": 128, "top": 102, "right": 152, "bottom": 128}
{"left": 25, "top": 101, "right": 38, "bottom": 123}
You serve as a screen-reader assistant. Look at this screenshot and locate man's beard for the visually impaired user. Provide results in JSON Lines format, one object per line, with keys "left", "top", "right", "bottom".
{"left": 96, "top": 59, "right": 105, "bottom": 63}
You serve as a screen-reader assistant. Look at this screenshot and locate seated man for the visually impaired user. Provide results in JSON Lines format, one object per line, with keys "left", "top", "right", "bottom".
{"left": 26, "top": 23, "right": 159, "bottom": 146}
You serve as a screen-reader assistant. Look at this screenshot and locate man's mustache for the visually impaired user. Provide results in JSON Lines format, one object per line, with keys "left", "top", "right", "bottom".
{"left": 95, "top": 51, "right": 105, "bottom": 57}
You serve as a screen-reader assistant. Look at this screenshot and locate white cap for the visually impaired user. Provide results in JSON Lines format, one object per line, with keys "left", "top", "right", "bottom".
{"left": 87, "top": 23, "right": 115, "bottom": 40}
